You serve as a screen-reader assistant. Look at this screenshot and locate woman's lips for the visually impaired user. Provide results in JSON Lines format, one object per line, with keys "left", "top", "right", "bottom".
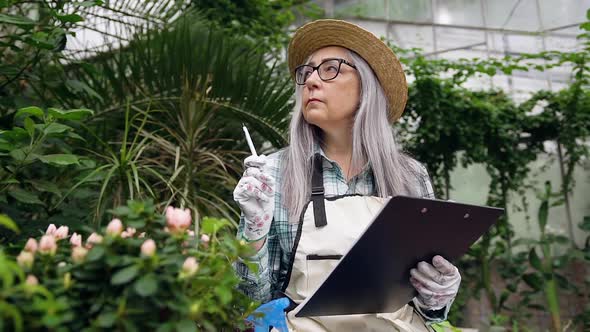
{"left": 306, "top": 98, "right": 321, "bottom": 106}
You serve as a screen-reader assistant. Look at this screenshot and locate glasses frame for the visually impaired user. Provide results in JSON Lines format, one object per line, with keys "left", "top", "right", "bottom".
{"left": 294, "top": 58, "right": 357, "bottom": 85}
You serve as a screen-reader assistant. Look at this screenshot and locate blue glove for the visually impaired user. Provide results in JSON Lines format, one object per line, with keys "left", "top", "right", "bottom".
{"left": 245, "top": 297, "right": 290, "bottom": 332}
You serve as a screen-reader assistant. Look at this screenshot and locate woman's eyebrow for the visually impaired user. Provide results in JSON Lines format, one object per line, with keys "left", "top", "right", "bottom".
{"left": 307, "top": 57, "right": 342, "bottom": 66}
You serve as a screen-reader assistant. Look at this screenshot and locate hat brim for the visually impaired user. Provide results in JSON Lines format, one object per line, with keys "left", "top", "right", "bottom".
{"left": 288, "top": 19, "right": 407, "bottom": 123}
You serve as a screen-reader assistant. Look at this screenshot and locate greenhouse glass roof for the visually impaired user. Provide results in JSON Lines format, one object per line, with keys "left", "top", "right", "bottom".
{"left": 318, "top": 0, "right": 590, "bottom": 101}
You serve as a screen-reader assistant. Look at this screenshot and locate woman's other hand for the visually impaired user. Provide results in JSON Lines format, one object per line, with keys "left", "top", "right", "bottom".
{"left": 410, "top": 255, "right": 461, "bottom": 310}
{"left": 233, "top": 155, "right": 275, "bottom": 242}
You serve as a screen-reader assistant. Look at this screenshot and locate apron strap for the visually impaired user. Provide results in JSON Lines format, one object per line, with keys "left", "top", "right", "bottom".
{"left": 311, "top": 154, "right": 327, "bottom": 227}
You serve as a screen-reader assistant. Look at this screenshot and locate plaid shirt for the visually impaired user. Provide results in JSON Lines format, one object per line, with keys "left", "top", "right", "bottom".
{"left": 234, "top": 146, "right": 436, "bottom": 306}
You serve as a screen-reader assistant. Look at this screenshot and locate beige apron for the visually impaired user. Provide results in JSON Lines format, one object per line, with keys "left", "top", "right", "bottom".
{"left": 280, "top": 155, "right": 434, "bottom": 332}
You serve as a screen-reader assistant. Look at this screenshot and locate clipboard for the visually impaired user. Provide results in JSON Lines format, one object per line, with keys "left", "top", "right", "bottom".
{"left": 294, "top": 195, "right": 504, "bottom": 317}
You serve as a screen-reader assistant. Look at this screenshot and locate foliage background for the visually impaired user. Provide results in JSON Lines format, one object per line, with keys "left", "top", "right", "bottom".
{"left": 1, "top": 0, "right": 589, "bottom": 331}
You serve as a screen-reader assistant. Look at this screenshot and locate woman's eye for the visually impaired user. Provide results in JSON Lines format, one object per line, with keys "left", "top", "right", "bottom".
{"left": 325, "top": 65, "right": 338, "bottom": 72}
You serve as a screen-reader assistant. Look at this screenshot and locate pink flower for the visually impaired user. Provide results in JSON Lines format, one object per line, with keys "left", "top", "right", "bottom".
{"left": 138, "top": 232, "right": 146, "bottom": 238}
{"left": 106, "top": 218, "right": 123, "bottom": 236}
{"left": 54, "top": 226, "right": 69, "bottom": 240}
{"left": 26, "top": 274, "right": 38, "bottom": 286}
{"left": 200, "top": 234, "right": 210, "bottom": 244}
{"left": 121, "top": 227, "right": 136, "bottom": 238}
{"left": 187, "top": 230, "right": 195, "bottom": 237}
{"left": 182, "top": 257, "right": 199, "bottom": 277}
{"left": 165, "top": 206, "right": 191, "bottom": 234}
{"left": 86, "top": 233, "right": 103, "bottom": 248}
{"left": 71, "top": 246, "right": 88, "bottom": 263}
{"left": 45, "top": 224, "right": 57, "bottom": 235}
{"left": 38, "top": 235, "right": 57, "bottom": 255}
{"left": 24, "top": 238, "right": 38, "bottom": 253}
{"left": 70, "top": 233, "right": 82, "bottom": 247}
{"left": 17, "top": 251, "right": 34, "bottom": 269}
{"left": 140, "top": 239, "right": 156, "bottom": 257}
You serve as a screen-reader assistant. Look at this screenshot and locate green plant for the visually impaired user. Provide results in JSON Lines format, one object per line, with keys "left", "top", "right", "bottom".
{"left": 57, "top": 103, "right": 172, "bottom": 226}
{"left": 0, "top": 0, "right": 103, "bottom": 119}
{"left": 1, "top": 199, "right": 258, "bottom": 331}
{"left": 0, "top": 106, "right": 96, "bottom": 242}
{"left": 61, "top": 13, "right": 295, "bottom": 223}
{"left": 515, "top": 181, "right": 577, "bottom": 332}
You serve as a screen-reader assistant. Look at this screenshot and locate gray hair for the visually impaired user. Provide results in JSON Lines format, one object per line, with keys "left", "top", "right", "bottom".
{"left": 281, "top": 49, "right": 421, "bottom": 222}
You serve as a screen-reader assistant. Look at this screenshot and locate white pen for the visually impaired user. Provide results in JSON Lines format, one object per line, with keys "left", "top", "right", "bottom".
{"left": 242, "top": 123, "right": 258, "bottom": 157}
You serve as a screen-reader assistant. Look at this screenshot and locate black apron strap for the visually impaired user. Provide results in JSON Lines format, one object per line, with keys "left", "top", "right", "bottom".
{"left": 311, "top": 154, "right": 327, "bottom": 228}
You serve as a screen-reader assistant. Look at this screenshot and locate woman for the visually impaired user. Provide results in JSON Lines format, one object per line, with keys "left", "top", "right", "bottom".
{"left": 233, "top": 20, "right": 461, "bottom": 331}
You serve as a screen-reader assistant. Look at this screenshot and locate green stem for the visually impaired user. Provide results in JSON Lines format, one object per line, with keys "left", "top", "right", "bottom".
{"left": 544, "top": 278, "right": 562, "bottom": 332}
{"left": 481, "top": 236, "right": 497, "bottom": 312}
{"left": 541, "top": 241, "right": 562, "bottom": 332}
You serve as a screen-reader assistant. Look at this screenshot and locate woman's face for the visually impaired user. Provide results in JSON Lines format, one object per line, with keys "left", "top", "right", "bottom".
{"left": 300, "top": 46, "right": 360, "bottom": 131}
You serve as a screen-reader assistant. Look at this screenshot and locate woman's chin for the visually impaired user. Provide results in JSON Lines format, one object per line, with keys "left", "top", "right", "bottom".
{"left": 303, "top": 116, "right": 328, "bottom": 128}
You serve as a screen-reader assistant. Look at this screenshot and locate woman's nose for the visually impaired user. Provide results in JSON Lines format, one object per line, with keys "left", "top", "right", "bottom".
{"left": 305, "top": 69, "right": 321, "bottom": 89}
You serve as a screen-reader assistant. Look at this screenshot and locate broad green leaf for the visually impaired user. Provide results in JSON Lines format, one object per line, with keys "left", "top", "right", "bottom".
{"left": 67, "top": 132, "right": 85, "bottom": 141}
{"left": 10, "top": 148, "right": 27, "bottom": 162}
{"left": 155, "top": 323, "right": 174, "bottom": 332}
{"left": 579, "top": 216, "right": 590, "bottom": 231}
{"left": 522, "top": 273, "right": 543, "bottom": 291}
{"left": 0, "top": 13, "right": 35, "bottom": 26}
{"left": 528, "top": 248, "right": 542, "bottom": 271}
{"left": 0, "top": 138, "right": 13, "bottom": 151}
{"left": 26, "top": 31, "right": 54, "bottom": 49}
{"left": 38, "top": 154, "right": 80, "bottom": 166}
{"left": 43, "top": 123, "right": 73, "bottom": 135}
{"left": 86, "top": 246, "right": 105, "bottom": 262}
{"left": 201, "top": 217, "right": 230, "bottom": 235}
{"left": 28, "top": 180, "right": 61, "bottom": 196}
{"left": 134, "top": 274, "right": 158, "bottom": 296}
{"left": 96, "top": 311, "right": 117, "bottom": 328}
{"left": 549, "top": 234, "right": 570, "bottom": 244}
{"left": 0, "top": 214, "right": 19, "bottom": 233}
{"left": 214, "top": 285, "right": 232, "bottom": 304}
{"left": 55, "top": 14, "right": 84, "bottom": 23}
{"left": 15, "top": 106, "right": 43, "bottom": 119}
{"left": 8, "top": 188, "right": 43, "bottom": 205}
{"left": 176, "top": 320, "right": 196, "bottom": 332}
{"left": 111, "top": 265, "right": 139, "bottom": 285}
{"left": 109, "top": 206, "right": 132, "bottom": 216}
{"left": 2, "top": 127, "right": 29, "bottom": 142}
{"left": 81, "top": 0, "right": 104, "bottom": 7}
{"left": 48, "top": 108, "right": 94, "bottom": 120}
{"left": 24, "top": 117, "right": 35, "bottom": 137}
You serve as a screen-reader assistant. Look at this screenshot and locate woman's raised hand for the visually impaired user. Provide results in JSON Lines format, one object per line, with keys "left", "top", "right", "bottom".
{"left": 233, "top": 155, "right": 275, "bottom": 242}
{"left": 410, "top": 255, "right": 461, "bottom": 310}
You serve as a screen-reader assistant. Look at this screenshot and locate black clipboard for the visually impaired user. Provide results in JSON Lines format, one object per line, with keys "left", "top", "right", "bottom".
{"left": 294, "top": 195, "right": 504, "bottom": 317}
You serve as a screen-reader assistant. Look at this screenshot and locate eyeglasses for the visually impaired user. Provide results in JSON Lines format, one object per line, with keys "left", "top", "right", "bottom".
{"left": 294, "top": 58, "right": 357, "bottom": 85}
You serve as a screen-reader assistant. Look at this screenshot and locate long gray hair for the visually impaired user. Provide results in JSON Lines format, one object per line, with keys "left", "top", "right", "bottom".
{"left": 281, "top": 49, "right": 421, "bottom": 222}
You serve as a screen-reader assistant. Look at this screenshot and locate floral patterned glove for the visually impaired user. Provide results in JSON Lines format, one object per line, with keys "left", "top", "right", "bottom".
{"left": 410, "top": 255, "right": 461, "bottom": 310}
{"left": 233, "top": 155, "right": 275, "bottom": 242}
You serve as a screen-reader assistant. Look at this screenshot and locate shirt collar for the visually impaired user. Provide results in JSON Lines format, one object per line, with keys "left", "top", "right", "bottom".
{"left": 312, "top": 142, "right": 373, "bottom": 179}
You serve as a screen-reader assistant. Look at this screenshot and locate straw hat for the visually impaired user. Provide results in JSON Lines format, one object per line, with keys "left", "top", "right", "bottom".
{"left": 288, "top": 19, "right": 407, "bottom": 123}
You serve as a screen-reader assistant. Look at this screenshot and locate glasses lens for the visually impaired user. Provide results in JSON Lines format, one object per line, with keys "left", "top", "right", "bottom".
{"left": 295, "top": 65, "right": 314, "bottom": 84}
{"left": 318, "top": 59, "right": 341, "bottom": 81}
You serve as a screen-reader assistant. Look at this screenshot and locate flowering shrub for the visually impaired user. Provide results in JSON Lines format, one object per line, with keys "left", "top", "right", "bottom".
{"left": 1, "top": 200, "right": 258, "bottom": 331}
